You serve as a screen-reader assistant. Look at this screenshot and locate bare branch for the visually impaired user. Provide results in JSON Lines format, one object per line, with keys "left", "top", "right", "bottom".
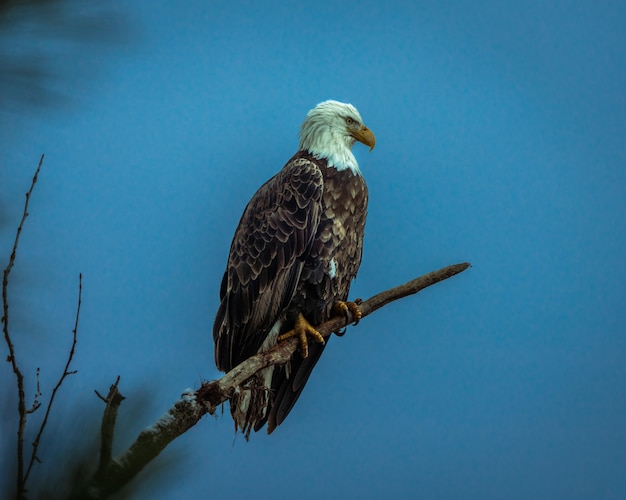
{"left": 24, "top": 273, "right": 83, "bottom": 483}
{"left": 2, "top": 153, "right": 44, "bottom": 500}
{"left": 77, "top": 262, "right": 470, "bottom": 498}
{"left": 3, "top": 155, "right": 83, "bottom": 497}
{"left": 205, "top": 262, "right": 472, "bottom": 398}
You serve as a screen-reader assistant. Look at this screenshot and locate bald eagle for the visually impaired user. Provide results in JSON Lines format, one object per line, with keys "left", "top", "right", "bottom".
{"left": 213, "top": 100, "right": 375, "bottom": 438}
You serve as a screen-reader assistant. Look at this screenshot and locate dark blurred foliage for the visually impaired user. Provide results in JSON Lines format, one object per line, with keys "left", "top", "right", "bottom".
{"left": 2, "top": 383, "right": 184, "bottom": 499}
{"left": 0, "top": 0, "right": 133, "bottom": 226}
{"left": 0, "top": 0, "right": 132, "bottom": 113}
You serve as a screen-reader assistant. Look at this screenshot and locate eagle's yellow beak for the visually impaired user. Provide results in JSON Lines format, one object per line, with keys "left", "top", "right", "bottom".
{"left": 351, "top": 125, "right": 376, "bottom": 151}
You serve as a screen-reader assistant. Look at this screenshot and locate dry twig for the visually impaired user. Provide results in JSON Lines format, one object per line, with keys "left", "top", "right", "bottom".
{"left": 24, "top": 273, "right": 82, "bottom": 483}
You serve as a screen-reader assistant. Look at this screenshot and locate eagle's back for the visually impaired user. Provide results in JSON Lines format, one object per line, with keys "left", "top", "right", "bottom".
{"left": 213, "top": 152, "right": 324, "bottom": 372}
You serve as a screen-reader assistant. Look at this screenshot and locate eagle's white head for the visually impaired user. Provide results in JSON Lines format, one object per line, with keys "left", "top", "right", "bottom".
{"left": 298, "top": 100, "right": 375, "bottom": 175}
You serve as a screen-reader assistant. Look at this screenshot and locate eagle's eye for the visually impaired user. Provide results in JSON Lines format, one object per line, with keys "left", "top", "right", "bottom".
{"left": 345, "top": 116, "right": 355, "bottom": 126}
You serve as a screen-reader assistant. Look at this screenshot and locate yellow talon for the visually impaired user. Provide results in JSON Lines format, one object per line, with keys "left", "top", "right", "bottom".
{"left": 277, "top": 313, "right": 325, "bottom": 358}
{"left": 332, "top": 300, "right": 362, "bottom": 325}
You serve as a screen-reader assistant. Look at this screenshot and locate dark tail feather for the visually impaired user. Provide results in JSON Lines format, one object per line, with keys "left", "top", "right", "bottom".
{"left": 265, "top": 339, "right": 328, "bottom": 434}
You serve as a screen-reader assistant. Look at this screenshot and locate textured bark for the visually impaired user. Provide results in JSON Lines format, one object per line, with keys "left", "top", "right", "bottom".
{"left": 76, "top": 262, "right": 470, "bottom": 498}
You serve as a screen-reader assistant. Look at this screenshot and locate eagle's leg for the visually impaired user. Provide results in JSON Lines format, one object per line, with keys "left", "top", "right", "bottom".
{"left": 277, "top": 313, "right": 325, "bottom": 359}
{"left": 332, "top": 299, "right": 363, "bottom": 325}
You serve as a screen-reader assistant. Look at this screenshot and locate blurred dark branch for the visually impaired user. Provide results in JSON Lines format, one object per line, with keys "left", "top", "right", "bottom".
{"left": 76, "top": 262, "right": 471, "bottom": 499}
{"left": 2, "top": 153, "right": 44, "bottom": 499}
{"left": 94, "top": 377, "right": 125, "bottom": 481}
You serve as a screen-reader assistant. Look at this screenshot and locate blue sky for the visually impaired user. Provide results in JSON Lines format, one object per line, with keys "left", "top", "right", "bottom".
{"left": 2, "top": 1, "right": 626, "bottom": 498}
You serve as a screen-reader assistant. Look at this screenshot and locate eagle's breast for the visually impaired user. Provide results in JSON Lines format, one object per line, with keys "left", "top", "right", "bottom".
{"left": 291, "top": 154, "right": 368, "bottom": 324}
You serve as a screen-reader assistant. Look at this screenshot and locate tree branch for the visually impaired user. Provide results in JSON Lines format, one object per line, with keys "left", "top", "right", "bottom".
{"left": 78, "top": 262, "right": 470, "bottom": 499}
{"left": 24, "top": 273, "right": 82, "bottom": 484}
{"left": 3, "top": 155, "right": 84, "bottom": 499}
{"left": 2, "top": 154, "right": 44, "bottom": 500}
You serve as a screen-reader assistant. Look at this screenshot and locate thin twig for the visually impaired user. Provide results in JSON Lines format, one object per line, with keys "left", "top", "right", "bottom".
{"left": 2, "top": 153, "right": 44, "bottom": 499}
{"left": 26, "top": 367, "right": 42, "bottom": 414}
{"left": 24, "top": 273, "right": 83, "bottom": 483}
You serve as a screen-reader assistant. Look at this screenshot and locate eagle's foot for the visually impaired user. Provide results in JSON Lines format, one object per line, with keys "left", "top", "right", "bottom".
{"left": 277, "top": 313, "right": 325, "bottom": 359}
{"left": 333, "top": 299, "right": 363, "bottom": 325}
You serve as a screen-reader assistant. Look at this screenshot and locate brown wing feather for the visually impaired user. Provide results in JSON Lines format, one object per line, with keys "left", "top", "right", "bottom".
{"left": 213, "top": 156, "right": 324, "bottom": 372}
